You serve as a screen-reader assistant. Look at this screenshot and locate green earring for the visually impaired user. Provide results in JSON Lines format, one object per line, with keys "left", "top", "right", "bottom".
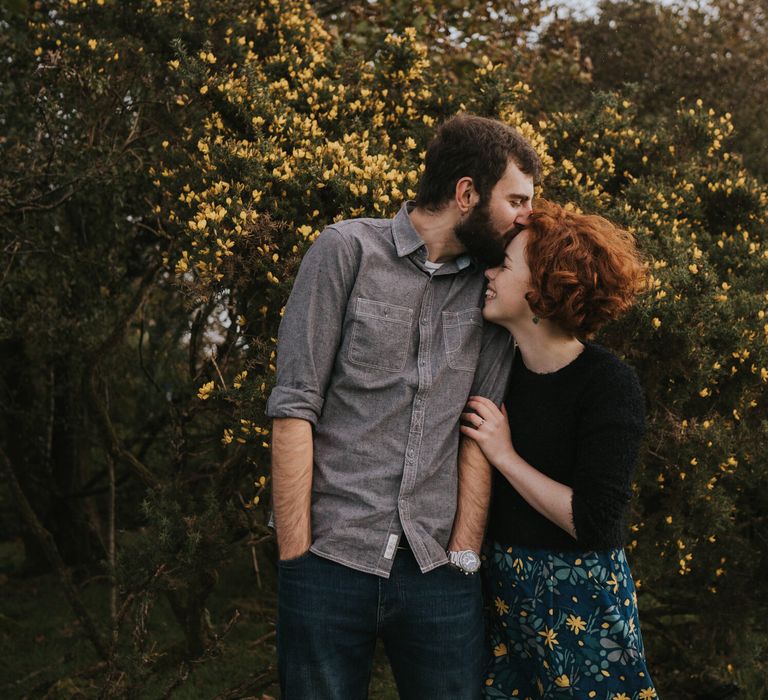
{"left": 532, "top": 315, "right": 540, "bottom": 324}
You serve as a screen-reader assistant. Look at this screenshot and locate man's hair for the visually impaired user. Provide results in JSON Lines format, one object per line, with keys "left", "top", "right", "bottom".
{"left": 524, "top": 200, "right": 647, "bottom": 337}
{"left": 415, "top": 114, "right": 542, "bottom": 210}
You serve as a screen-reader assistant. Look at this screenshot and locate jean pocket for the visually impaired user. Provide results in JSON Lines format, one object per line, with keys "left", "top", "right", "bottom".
{"left": 442, "top": 308, "right": 483, "bottom": 371}
{"left": 348, "top": 297, "right": 413, "bottom": 372}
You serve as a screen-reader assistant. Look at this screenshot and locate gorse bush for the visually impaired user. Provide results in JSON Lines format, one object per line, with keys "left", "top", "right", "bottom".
{"left": 3, "top": 0, "right": 767, "bottom": 695}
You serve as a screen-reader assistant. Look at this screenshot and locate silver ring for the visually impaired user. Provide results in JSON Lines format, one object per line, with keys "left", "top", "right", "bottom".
{"left": 478, "top": 418, "right": 485, "bottom": 426}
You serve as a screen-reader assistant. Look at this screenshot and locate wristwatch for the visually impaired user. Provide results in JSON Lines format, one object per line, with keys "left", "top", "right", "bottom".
{"left": 447, "top": 549, "right": 481, "bottom": 575}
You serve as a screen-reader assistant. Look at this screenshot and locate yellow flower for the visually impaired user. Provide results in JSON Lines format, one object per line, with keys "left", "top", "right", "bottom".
{"left": 493, "top": 643, "right": 507, "bottom": 657}
{"left": 554, "top": 675, "right": 570, "bottom": 687}
{"left": 639, "top": 689, "right": 658, "bottom": 700}
{"left": 197, "top": 380, "right": 215, "bottom": 400}
{"left": 612, "top": 694, "right": 630, "bottom": 700}
{"left": 537, "top": 627, "right": 559, "bottom": 650}
{"left": 494, "top": 597, "right": 510, "bottom": 615}
{"left": 566, "top": 614, "right": 587, "bottom": 634}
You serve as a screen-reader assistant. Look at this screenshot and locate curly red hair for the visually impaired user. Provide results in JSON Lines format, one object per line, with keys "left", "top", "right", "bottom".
{"left": 524, "top": 200, "right": 647, "bottom": 337}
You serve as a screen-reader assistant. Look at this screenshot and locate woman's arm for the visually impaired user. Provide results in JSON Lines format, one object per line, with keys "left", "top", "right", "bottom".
{"left": 461, "top": 396, "right": 576, "bottom": 539}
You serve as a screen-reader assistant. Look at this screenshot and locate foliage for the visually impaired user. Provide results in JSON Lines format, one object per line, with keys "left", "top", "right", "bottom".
{"left": 1, "top": 0, "right": 767, "bottom": 697}
{"left": 538, "top": 0, "right": 768, "bottom": 179}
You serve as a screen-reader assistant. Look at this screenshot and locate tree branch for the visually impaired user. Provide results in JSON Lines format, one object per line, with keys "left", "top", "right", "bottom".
{"left": 0, "top": 447, "right": 109, "bottom": 661}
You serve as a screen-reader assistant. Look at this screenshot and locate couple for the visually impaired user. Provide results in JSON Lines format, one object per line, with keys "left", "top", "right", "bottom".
{"left": 266, "top": 115, "right": 657, "bottom": 699}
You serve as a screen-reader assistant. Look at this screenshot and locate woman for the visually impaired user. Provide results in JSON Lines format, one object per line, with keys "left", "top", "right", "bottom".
{"left": 461, "top": 201, "right": 658, "bottom": 699}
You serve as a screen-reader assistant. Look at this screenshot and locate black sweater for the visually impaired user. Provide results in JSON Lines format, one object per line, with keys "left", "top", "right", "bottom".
{"left": 487, "top": 341, "right": 645, "bottom": 552}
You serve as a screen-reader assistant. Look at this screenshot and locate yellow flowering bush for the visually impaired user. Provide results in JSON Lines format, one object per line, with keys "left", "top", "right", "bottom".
{"left": 158, "top": 1, "right": 767, "bottom": 691}
{"left": 5, "top": 0, "right": 767, "bottom": 694}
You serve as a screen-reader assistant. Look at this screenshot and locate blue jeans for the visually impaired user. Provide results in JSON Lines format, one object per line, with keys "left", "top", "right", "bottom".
{"left": 277, "top": 548, "right": 484, "bottom": 699}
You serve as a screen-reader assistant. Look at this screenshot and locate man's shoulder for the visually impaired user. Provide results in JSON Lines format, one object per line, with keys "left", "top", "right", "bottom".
{"left": 325, "top": 216, "right": 393, "bottom": 240}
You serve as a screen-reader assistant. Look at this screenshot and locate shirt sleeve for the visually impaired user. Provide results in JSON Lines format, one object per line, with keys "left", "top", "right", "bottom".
{"left": 266, "top": 226, "right": 358, "bottom": 425}
{"left": 571, "top": 360, "right": 645, "bottom": 549}
{"left": 468, "top": 323, "right": 515, "bottom": 405}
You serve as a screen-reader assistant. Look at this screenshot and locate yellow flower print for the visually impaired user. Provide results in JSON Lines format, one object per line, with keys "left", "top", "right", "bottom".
{"left": 493, "top": 643, "right": 507, "bottom": 657}
{"left": 612, "top": 694, "right": 630, "bottom": 700}
{"left": 639, "top": 689, "right": 658, "bottom": 699}
{"left": 566, "top": 614, "right": 587, "bottom": 634}
{"left": 537, "top": 627, "right": 559, "bottom": 650}
{"left": 495, "top": 597, "right": 510, "bottom": 615}
{"left": 554, "top": 674, "right": 570, "bottom": 687}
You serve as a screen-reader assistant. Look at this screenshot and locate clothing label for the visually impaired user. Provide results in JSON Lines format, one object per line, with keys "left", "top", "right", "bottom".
{"left": 384, "top": 534, "right": 399, "bottom": 559}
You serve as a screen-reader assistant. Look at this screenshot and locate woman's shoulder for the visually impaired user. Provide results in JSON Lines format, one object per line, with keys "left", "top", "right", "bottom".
{"left": 580, "top": 342, "right": 644, "bottom": 407}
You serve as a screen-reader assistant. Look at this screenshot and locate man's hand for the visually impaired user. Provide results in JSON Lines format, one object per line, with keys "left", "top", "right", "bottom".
{"left": 271, "top": 417, "right": 314, "bottom": 560}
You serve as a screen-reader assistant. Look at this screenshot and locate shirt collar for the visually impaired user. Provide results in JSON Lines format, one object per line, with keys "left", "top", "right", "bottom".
{"left": 392, "top": 201, "right": 473, "bottom": 272}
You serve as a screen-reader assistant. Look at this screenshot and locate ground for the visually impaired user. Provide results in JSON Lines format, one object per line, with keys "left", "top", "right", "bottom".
{"left": 0, "top": 540, "right": 399, "bottom": 699}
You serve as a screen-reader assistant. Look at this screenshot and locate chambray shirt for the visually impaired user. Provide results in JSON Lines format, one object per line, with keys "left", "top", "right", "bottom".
{"left": 266, "top": 202, "right": 514, "bottom": 577}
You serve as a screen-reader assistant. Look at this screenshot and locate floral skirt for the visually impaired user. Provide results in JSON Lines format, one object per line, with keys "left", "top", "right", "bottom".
{"left": 482, "top": 541, "right": 658, "bottom": 700}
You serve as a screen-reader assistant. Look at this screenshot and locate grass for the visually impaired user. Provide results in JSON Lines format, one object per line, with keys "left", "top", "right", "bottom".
{"left": 0, "top": 540, "right": 399, "bottom": 699}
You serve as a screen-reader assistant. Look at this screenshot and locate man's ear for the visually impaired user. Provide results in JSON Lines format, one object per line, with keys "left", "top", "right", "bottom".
{"left": 454, "top": 177, "right": 480, "bottom": 215}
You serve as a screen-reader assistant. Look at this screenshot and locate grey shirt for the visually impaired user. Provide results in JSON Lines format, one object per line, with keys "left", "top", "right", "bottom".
{"left": 266, "top": 202, "right": 514, "bottom": 577}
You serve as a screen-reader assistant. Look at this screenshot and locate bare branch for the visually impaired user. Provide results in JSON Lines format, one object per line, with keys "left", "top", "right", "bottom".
{"left": 0, "top": 447, "right": 109, "bottom": 661}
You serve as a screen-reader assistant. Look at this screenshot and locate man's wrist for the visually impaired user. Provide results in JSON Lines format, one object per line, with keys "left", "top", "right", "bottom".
{"left": 279, "top": 543, "right": 311, "bottom": 561}
{"left": 447, "top": 548, "right": 481, "bottom": 574}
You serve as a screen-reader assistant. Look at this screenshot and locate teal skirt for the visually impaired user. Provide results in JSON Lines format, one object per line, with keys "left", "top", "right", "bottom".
{"left": 482, "top": 541, "right": 658, "bottom": 699}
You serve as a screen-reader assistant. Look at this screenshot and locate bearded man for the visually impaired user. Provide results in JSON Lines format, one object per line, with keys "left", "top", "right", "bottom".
{"left": 266, "top": 114, "right": 541, "bottom": 700}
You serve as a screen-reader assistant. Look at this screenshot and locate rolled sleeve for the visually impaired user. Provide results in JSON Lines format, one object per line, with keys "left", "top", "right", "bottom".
{"left": 266, "top": 385, "right": 325, "bottom": 425}
{"left": 266, "top": 227, "right": 358, "bottom": 425}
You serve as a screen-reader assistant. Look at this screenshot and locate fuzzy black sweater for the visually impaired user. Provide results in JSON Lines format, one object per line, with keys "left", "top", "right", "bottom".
{"left": 487, "top": 341, "right": 645, "bottom": 552}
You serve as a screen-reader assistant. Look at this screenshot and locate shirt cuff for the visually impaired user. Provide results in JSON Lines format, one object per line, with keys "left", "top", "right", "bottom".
{"left": 266, "top": 385, "right": 325, "bottom": 425}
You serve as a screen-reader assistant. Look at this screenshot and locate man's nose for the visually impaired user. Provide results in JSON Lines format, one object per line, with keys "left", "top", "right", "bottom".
{"left": 517, "top": 202, "right": 532, "bottom": 224}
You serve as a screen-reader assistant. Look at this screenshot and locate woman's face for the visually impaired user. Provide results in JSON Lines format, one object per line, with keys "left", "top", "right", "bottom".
{"left": 483, "top": 229, "right": 533, "bottom": 325}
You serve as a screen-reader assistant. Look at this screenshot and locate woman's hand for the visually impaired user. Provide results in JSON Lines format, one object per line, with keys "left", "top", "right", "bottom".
{"left": 460, "top": 396, "right": 517, "bottom": 469}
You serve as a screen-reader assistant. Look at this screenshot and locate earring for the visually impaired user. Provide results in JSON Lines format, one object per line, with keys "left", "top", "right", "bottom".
{"left": 532, "top": 315, "right": 540, "bottom": 324}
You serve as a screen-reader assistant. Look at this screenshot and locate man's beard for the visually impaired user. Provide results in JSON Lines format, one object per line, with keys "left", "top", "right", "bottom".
{"left": 453, "top": 200, "right": 517, "bottom": 267}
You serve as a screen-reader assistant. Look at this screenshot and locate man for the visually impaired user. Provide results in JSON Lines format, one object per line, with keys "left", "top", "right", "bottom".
{"left": 266, "top": 114, "right": 541, "bottom": 699}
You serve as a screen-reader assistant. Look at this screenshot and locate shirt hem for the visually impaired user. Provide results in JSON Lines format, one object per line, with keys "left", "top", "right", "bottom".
{"left": 309, "top": 545, "right": 393, "bottom": 579}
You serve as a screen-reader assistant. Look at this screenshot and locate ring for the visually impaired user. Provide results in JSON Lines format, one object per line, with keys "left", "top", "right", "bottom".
{"left": 477, "top": 418, "right": 485, "bottom": 426}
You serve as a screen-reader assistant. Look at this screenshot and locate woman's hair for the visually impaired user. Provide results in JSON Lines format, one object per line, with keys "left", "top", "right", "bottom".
{"left": 524, "top": 200, "right": 647, "bottom": 337}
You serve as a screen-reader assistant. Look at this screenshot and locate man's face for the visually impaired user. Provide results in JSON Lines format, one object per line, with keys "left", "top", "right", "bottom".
{"left": 453, "top": 161, "right": 534, "bottom": 266}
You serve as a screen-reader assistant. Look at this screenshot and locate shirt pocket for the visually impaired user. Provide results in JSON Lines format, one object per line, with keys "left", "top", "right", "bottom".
{"left": 348, "top": 297, "right": 414, "bottom": 372}
{"left": 442, "top": 308, "right": 483, "bottom": 371}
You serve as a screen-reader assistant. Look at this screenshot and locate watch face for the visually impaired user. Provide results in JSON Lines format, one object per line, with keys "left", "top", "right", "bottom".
{"left": 459, "top": 550, "right": 481, "bottom": 572}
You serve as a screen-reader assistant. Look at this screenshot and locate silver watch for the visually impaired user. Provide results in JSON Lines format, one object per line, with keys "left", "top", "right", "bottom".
{"left": 447, "top": 549, "right": 481, "bottom": 575}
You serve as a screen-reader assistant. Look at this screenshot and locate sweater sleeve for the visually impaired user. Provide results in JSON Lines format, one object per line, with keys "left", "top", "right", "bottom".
{"left": 571, "top": 359, "right": 645, "bottom": 550}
